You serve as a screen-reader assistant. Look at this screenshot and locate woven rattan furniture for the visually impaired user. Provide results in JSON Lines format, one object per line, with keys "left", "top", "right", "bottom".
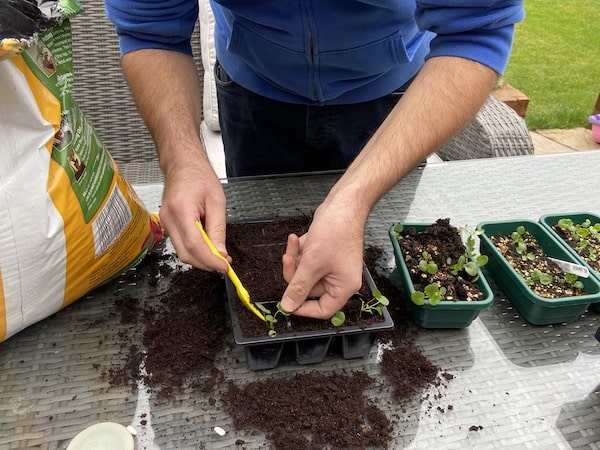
{"left": 70, "top": 0, "right": 533, "bottom": 185}
{"left": 436, "top": 95, "right": 535, "bottom": 160}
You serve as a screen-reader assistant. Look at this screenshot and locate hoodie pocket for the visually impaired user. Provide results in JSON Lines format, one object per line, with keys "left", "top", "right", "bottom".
{"left": 228, "top": 20, "right": 311, "bottom": 98}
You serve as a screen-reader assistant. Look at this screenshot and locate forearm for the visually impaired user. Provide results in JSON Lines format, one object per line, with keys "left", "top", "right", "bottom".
{"left": 121, "top": 48, "right": 229, "bottom": 270}
{"left": 121, "top": 49, "right": 209, "bottom": 177}
{"left": 325, "top": 56, "right": 499, "bottom": 221}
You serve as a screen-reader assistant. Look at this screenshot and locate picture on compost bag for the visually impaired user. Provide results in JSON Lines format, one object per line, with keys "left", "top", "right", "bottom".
{"left": 68, "top": 149, "right": 85, "bottom": 181}
{"left": 26, "top": 42, "right": 56, "bottom": 76}
{"left": 53, "top": 120, "right": 73, "bottom": 151}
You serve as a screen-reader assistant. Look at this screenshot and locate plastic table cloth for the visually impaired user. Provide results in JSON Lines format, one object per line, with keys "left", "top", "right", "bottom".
{"left": 1, "top": 151, "right": 599, "bottom": 449}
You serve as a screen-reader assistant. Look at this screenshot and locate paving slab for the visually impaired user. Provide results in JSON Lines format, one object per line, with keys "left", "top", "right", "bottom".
{"left": 534, "top": 127, "right": 600, "bottom": 154}
{"left": 531, "top": 132, "right": 574, "bottom": 155}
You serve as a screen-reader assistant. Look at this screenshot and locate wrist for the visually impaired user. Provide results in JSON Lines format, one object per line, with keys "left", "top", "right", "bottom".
{"left": 159, "top": 139, "right": 210, "bottom": 179}
{"left": 320, "top": 181, "right": 372, "bottom": 229}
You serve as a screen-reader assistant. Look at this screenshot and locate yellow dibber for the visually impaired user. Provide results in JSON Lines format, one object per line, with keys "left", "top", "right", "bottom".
{"left": 195, "top": 221, "right": 266, "bottom": 322}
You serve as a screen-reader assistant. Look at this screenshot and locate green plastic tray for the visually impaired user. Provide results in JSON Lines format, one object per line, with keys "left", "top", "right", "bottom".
{"left": 539, "top": 212, "right": 600, "bottom": 314}
{"left": 478, "top": 219, "right": 600, "bottom": 325}
{"left": 389, "top": 223, "right": 494, "bottom": 329}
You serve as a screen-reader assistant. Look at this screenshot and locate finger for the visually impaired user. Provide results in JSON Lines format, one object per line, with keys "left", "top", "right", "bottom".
{"left": 280, "top": 261, "right": 324, "bottom": 314}
{"left": 282, "top": 233, "right": 300, "bottom": 283}
{"left": 282, "top": 233, "right": 326, "bottom": 298}
{"left": 165, "top": 221, "right": 207, "bottom": 269}
{"left": 195, "top": 221, "right": 230, "bottom": 273}
{"left": 202, "top": 203, "right": 229, "bottom": 262}
{"left": 291, "top": 292, "right": 349, "bottom": 320}
{"left": 160, "top": 210, "right": 229, "bottom": 273}
{"left": 203, "top": 220, "right": 230, "bottom": 263}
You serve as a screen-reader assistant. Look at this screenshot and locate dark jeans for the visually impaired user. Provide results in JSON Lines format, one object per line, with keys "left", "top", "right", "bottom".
{"left": 215, "top": 61, "right": 411, "bottom": 177}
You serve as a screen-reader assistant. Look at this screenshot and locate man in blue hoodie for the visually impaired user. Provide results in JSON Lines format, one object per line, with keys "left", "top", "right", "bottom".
{"left": 104, "top": 0, "right": 524, "bottom": 319}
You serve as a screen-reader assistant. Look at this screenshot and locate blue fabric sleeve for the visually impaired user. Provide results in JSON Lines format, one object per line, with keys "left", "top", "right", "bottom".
{"left": 104, "top": 0, "right": 199, "bottom": 56}
{"left": 415, "top": 1, "right": 525, "bottom": 74}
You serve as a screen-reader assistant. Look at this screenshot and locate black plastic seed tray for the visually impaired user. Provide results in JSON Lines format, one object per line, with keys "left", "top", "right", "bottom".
{"left": 226, "top": 264, "right": 394, "bottom": 370}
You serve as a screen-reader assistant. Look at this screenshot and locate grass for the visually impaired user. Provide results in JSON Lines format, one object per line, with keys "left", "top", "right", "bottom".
{"left": 503, "top": 0, "right": 599, "bottom": 130}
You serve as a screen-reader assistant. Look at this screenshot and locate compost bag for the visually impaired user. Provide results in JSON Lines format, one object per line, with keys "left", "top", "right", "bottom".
{"left": 0, "top": 0, "right": 163, "bottom": 342}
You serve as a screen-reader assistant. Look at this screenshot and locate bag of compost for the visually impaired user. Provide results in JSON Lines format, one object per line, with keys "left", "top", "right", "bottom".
{"left": 0, "top": 0, "right": 163, "bottom": 342}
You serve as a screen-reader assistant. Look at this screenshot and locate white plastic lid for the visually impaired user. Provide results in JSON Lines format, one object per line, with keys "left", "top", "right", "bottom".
{"left": 67, "top": 422, "right": 135, "bottom": 450}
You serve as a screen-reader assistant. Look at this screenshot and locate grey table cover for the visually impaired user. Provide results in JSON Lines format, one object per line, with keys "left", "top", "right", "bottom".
{"left": 1, "top": 152, "right": 599, "bottom": 449}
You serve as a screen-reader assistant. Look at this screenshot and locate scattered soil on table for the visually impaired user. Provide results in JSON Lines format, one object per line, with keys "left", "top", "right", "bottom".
{"left": 100, "top": 218, "right": 451, "bottom": 449}
{"left": 104, "top": 254, "right": 228, "bottom": 398}
{"left": 490, "top": 231, "right": 588, "bottom": 298}
{"left": 395, "top": 218, "right": 486, "bottom": 301}
{"left": 364, "top": 246, "right": 453, "bottom": 405}
{"left": 222, "top": 371, "right": 392, "bottom": 450}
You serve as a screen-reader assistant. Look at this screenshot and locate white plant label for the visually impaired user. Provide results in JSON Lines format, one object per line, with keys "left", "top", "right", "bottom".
{"left": 549, "top": 257, "right": 589, "bottom": 278}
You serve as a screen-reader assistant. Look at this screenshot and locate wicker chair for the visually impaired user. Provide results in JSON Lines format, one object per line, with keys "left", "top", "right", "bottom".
{"left": 436, "top": 95, "right": 534, "bottom": 160}
{"left": 70, "top": 0, "right": 533, "bottom": 185}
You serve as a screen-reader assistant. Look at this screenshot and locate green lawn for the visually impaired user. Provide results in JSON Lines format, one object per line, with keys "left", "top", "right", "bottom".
{"left": 503, "top": 0, "right": 599, "bottom": 130}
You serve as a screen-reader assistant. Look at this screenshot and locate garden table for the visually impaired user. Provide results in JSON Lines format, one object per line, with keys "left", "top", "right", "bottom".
{"left": 1, "top": 151, "right": 599, "bottom": 449}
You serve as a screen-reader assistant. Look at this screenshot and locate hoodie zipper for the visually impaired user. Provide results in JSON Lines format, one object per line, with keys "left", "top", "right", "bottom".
{"left": 304, "top": 1, "right": 319, "bottom": 101}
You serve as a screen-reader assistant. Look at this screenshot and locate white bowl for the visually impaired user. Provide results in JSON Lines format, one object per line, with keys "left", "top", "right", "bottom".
{"left": 67, "top": 422, "right": 135, "bottom": 450}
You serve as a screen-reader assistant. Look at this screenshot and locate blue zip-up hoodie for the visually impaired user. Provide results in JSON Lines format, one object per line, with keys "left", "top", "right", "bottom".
{"left": 105, "top": 0, "right": 524, "bottom": 105}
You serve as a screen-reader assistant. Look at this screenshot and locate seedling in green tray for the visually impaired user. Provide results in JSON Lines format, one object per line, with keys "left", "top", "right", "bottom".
{"left": 449, "top": 225, "right": 488, "bottom": 280}
{"left": 390, "top": 220, "right": 494, "bottom": 328}
{"left": 411, "top": 283, "right": 446, "bottom": 306}
{"left": 557, "top": 218, "right": 600, "bottom": 261}
{"left": 395, "top": 222, "right": 488, "bottom": 307}
{"left": 418, "top": 251, "right": 438, "bottom": 275}
{"left": 511, "top": 225, "right": 536, "bottom": 261}
{"left": 496, "top": 225, "right": 586, "bottom": 296}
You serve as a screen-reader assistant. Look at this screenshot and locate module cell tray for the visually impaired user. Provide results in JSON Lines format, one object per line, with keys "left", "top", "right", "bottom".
{"left": 226, "top": 264, "right": 394, "bottom": 370}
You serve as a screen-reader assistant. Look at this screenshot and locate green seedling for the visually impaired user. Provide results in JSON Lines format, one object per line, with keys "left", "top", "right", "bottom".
{"left": 359, "top": 288, "right": 390, "bottom": 317}
{"left": 330, "top": 310, "right": 346, "bottom": 327}
{"left": 411, "top": 283, "right": 446, "bottom": 306}
{"left": 525, "top": 269, "right": 553, "bottom": 287}
{"left": 257, "top": 301, "right": 346, "bottom": 337}
{"left": 557, "top": 218, "right": 600, "bottom": 261}
{"left": 448, "top": 225, "right": 488, "bottom": 281}
{"left": 418, "top": 251, "right": 438, "bottom": 275}
{"left": 511, "top": 225, "right": 535, "bottom": 261}
{"left": 390, "top": 223, "right": 404, "bottom": 240}
{"left": 564, "top": 272, "right": 585, "bottom": 290}
{"left": 255, "top": 302, "right": 289, "bottom": 337}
